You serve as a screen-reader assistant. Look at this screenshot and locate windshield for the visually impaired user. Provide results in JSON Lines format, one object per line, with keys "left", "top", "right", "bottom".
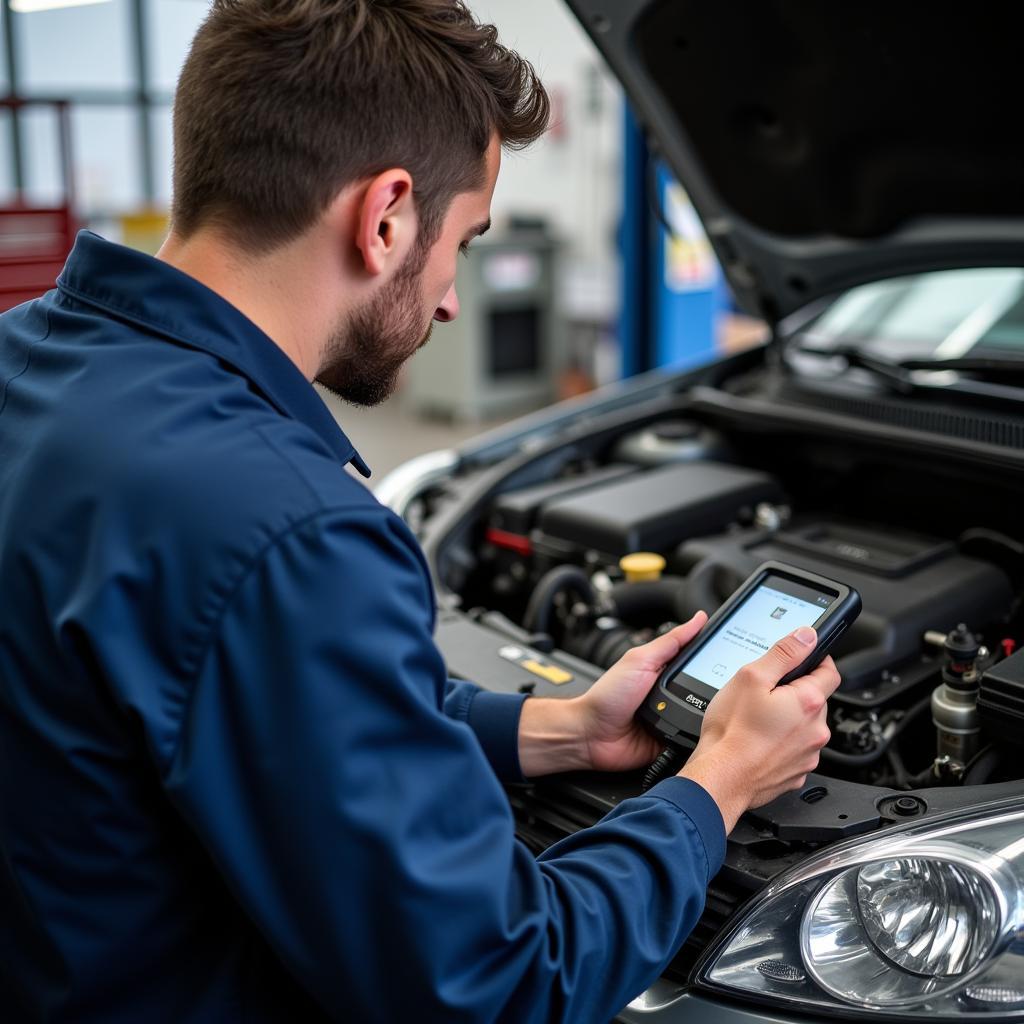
{"left": 801, "top": 268, "right": 1024, "bottom": 362}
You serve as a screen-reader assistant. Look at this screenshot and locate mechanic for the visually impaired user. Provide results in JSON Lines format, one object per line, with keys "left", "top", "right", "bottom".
{"left": 0, "top": 2, "right": 838, "bottom": 1021}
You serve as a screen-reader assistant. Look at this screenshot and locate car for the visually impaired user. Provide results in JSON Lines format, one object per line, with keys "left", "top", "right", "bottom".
{"left": 377, "top": 2, "right": 1024, "bottom": 1021}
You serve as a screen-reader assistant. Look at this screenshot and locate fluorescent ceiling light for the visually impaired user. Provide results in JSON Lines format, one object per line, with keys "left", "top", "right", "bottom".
{"left": 11, "top": 0, "right": 113, "bottom": 13}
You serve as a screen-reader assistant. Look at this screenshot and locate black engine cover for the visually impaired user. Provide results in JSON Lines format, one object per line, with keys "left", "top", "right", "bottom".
{"left": 676, "top": 522, "right": 1013, "bottom": 691}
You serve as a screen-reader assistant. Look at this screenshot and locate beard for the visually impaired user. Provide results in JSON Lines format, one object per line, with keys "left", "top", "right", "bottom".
{"left": 315, "top": 245, "right": 433, "bottom": 407}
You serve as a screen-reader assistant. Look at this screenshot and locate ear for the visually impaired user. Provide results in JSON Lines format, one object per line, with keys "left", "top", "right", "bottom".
{"left": 354, "top": 169, "right": 415, "bottom": 277}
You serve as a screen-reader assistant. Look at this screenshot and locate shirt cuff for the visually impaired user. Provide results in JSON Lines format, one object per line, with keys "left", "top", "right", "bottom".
{"left": 463, "top": 689, "right": 529, "bottom": 784}
{"left": 644, "top": 776, "right": 727, "bottom": 879}
{"left": 444, "top": 680, "right": 529, "bottom": 784}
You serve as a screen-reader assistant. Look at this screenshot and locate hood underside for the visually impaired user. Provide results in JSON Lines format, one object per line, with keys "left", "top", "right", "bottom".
{"left": 565, "top": 0, "right": 1024, "bottom": 323}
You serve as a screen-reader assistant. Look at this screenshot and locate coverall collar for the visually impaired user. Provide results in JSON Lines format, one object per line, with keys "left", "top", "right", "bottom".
{"left": 57, "top": 230, "right": 372, "bottom": 478}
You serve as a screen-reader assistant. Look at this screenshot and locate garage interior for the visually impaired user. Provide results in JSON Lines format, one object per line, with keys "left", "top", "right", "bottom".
{"left": 0, "top": 0, "right": 766, "bottom": 477}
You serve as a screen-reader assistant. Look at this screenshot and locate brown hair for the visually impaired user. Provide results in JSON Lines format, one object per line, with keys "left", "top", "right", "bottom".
{"left": 170, "top": 0, "right": 549, "bottom": 252}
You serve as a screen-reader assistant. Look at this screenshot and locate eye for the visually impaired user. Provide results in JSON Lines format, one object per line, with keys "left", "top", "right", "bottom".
{"left": 459, "top": 241, "right": 472, "bottom": 259}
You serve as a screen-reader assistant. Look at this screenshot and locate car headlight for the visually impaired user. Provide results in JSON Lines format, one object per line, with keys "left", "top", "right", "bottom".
{"left": 696, "top": 799, "right": 1024, "bottom": 1018}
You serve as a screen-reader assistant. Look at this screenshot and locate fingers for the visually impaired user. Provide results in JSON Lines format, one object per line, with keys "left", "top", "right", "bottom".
{"left": 736, "top": 625, "right": 818, "bottom": 690}
{"left": 665, "top": 610, "right": 708, "bottom": 647}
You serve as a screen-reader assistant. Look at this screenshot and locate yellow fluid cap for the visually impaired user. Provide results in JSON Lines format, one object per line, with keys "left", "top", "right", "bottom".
{"left": 619, "top": 552, "right": 666, "bottom": 583}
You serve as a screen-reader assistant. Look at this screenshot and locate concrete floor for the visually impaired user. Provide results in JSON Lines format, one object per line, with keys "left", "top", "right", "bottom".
{"left": 318, "top": 386, "right": 514, "bottom": 482}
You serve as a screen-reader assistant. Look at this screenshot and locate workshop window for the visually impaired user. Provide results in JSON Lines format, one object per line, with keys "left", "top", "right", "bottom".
{"left": 145, "top": 0, "right": 207, "bottom": 93}
{"left": 149, "top": 102, "right": 171, "bottom": 207}
{"left": 71, "top": 105, "right": 143, "bottom": 213}
{"left": 12, "top": 1, "right": 134, "bottom": 95}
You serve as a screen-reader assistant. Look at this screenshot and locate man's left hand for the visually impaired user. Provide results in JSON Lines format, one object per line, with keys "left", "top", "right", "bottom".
{"left": 575, "top": 611, "right": 708, "bottom": 772}
{"left": 517, "top": 612, "right": 707, "bottom": 778}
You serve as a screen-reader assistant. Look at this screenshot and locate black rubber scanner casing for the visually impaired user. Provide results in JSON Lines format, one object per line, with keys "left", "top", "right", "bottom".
{"left": 638, "top": 560, "right": 861, "bottom": 747}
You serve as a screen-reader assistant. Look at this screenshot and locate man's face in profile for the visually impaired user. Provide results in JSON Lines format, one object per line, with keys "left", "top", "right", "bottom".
{"left": 317, "top": 138, "right": 501, "bottom": 407}
{"left": 317, "top": 240, "right": 436, "bottom": 407}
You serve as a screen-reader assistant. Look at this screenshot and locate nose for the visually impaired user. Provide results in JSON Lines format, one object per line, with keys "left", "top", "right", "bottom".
{"left": 434, "top": 282, "right": 460, "bottom": 323}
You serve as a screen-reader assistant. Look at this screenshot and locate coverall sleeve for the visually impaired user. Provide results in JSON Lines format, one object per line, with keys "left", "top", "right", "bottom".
{"left": 443, "top": 678, "right": 529, "bottom": 784}
{"left": 163, "top": 508, "right": 725, "bottom": 1024}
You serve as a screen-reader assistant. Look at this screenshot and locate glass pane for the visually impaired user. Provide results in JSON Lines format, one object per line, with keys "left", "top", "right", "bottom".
{"left": 811, "top": 269, "right": 1024, "bottom": 361}
{"left": 0, "top": 111, "right": 16, "bottom": 204}
{"left": 146, "top": 0, "right": 209, "bottom": 94}
{"left": 0, "top": 6, "right": 9, "bottom": 94}
{"left": 150, "top": 103, "right": 172, "bottom": 208}
{"left": 14, "top": 1, "right": 134, "bottom": 95}
{"left": 22, "top": 104, "right": 63, "bottom": 207}
{"left": 72, "top": 105, "right": 142, "bottom": 214}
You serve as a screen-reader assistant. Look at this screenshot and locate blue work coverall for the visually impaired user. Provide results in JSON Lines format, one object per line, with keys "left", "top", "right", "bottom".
{"left": 0, "top": 231, "right": 725, "bottom": 1022}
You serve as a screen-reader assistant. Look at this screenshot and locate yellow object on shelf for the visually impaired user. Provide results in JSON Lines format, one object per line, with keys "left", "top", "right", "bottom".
{"left": 619, "top": 552, "right": 666, "bottom": 583}
{"left": 120, "top": 209, "right": 170, "bottom": 256}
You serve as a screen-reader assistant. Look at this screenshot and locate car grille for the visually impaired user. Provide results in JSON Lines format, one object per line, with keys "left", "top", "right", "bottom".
{"left": 508, "top": 782, "right": 751, "bottom": 981}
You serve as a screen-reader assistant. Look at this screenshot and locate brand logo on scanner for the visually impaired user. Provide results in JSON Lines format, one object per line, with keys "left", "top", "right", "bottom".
{"left": 684, "top": 693, "right": 708, "bottom": 711}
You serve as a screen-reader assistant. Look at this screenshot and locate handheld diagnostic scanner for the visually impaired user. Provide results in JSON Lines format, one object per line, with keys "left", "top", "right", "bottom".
{"left": 638, "top": 560, "right": 861, "bottom": 748}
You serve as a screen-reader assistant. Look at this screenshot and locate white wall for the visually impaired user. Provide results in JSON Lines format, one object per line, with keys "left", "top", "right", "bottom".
{"left": 471, "top": 0, "right": 623, "bottom": 272}
{"left": 1, "top": 0, "right": 624, "bottom": 317}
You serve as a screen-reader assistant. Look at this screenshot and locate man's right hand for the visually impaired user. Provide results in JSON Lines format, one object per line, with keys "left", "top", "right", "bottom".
{"left": 679, "top": 626, "right": 840, "bottom": 833}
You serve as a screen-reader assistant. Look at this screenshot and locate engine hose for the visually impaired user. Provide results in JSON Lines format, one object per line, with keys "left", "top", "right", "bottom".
{"left": 591, "top": 626, "right": 635, "bottom": 669}
{"left": 818, "top": 745, "right": 885, "bottom": 768}
{"left": 641, "top": 747, "right": 685, "bottom": 791}
{"left": 886, "top": 747, "right": 911, "bottom": 789}
{"left": 608, "top": 556, "right": 744, "bottom": 629}
{"left": 964, "top": 745, "right": 1001, "bottom": 786}
{"left": 819, "top": 695, "right": 932, "bottom": 768}
{"left": 676, "top": 557, "right": 745, "bottom": 624}
{"left": 904, "top": 764, "right": 940, "bottom": 789}
{"left": 959, "top": 527, "right": 1024, "bottom": 559}
{"left": 884, "top": 694, "right": 934, "bottom": 738}
{"left": 562, "top": 622, "right": 635, "bottom": 670}
{"left": 608, "top": 577, "right": 687, "bottom": 628}
{"left": 885, "top": 747, "right": 938, "bottom": 790}
{"left": 522, "top": 566, "right": 596, "bottom": 637}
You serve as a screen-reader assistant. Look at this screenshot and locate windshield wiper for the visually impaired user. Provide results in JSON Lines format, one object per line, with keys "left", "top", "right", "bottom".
{"left": 786, "top": 342, "right": 1024, "bottom": 401}
{"left": 786, "top": 343, "right": 918, "bottom": 393}
{"left": 898, "top": 355, "right": 1024, "bottom": 376}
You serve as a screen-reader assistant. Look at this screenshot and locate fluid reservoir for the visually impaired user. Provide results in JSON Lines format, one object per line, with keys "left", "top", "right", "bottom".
{"left": 610, "top": 421, "right": 727, "bottom": 467}
{"left": 931, "top": 623, "right": 981, "bottom": 764}
{"left": 619, "top": 552, "right": 666, "bottom": 583}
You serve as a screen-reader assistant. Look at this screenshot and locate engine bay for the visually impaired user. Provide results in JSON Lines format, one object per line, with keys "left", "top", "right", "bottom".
{"left": 445, "top": 416, "right": 1020, "bottom": 785}
{"left": 412, "top": 393, "right": 1024, "bottom": 979}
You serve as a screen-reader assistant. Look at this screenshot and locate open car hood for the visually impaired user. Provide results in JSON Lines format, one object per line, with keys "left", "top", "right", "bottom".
{"left": 565, "top": 0, "right": 1024, "bottom": 324}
